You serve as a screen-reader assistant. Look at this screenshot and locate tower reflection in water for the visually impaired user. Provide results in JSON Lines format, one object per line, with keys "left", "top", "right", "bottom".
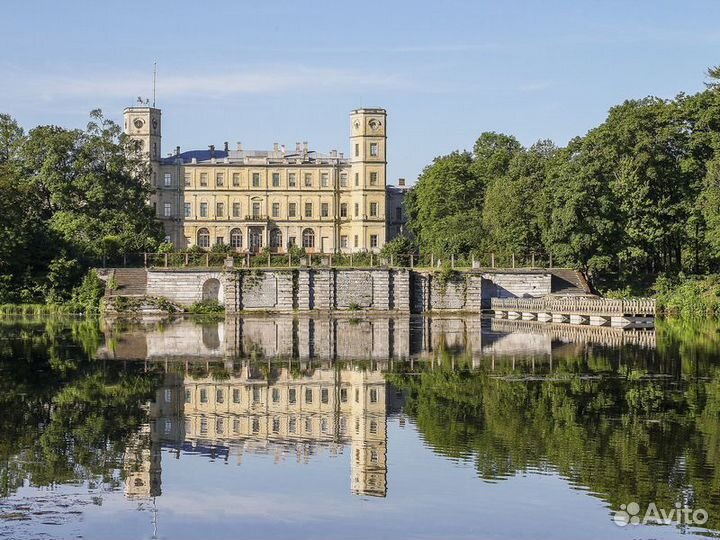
{"left": 106, "top": 315, "right": 655, "bottom": 502}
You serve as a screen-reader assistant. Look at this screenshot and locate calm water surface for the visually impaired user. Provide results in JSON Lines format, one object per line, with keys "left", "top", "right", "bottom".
{"left": 1, "top": 315, "right": 719, "bottom": 539}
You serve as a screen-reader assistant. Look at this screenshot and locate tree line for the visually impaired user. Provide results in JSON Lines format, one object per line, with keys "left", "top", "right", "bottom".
{"left": 403, "top": 67, "right": 720, "bottom": 287}
{"left": 0, "top": 111, "right": 164, "bottom": 305}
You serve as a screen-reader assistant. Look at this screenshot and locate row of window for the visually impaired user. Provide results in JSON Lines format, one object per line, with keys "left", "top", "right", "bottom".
{"left": 191, "top": 415, "right": 382, "bottom": 443}
{"left": 190, "top": 386, "right": 380, "bottom": 405}
{"left": 177, "top": 200, "right": 381, "bottom": 219}
{"left": 195, "top": 228, "right": 379, "bottom": 250}
{"left": 159, "top": 170, "right": 383, "bottom": 189}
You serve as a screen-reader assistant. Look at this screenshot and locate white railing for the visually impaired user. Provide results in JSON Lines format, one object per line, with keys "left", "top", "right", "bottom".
{"left": 490, "top": 297, "right": 655, "bottom": 316}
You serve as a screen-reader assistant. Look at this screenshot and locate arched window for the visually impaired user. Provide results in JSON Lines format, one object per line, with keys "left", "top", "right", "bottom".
{"left": 230, "top": 228, "right": 243, "bottom": 249}
{"left": 302, "top": 228, "right": 315, "bottom": 249}
{"left": 270, "top": 228, "right": 282, "bottom": 249}
{"left": 197, "top": 228, "right": 210, "bottom": 248}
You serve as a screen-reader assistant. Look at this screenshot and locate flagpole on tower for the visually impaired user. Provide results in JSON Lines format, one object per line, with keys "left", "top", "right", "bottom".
{"left": 152, "top": 62, "right": 157, "bottom": 107}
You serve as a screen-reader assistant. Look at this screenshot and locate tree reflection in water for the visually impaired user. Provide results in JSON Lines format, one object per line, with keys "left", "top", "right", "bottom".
{"left": 0, "top": 315, "right": 719, "bottom": 537}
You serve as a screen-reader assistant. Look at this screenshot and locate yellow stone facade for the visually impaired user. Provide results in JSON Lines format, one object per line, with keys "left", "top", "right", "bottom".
{"left": 123, "top": 106, "right": 388, "bottom": 253}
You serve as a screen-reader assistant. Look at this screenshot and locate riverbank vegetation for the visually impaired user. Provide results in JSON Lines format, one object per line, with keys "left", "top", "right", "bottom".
{"left": 406, "top": 67, "right": 720, "bottom": 294}
{"left": 0, "top": 111, "right": 164, "bottom": 310}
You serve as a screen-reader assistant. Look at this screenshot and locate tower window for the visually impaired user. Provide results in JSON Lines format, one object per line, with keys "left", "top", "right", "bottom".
{"left": 163, "top": 173, "right": 172, "bottom": 187}
{"left": 370, "top": 235, "right": 378, "bottom": 248}
{"left": 340, "top": 173, "right": 348, "bottom": 187}
{"left": 370, "top": 143, "right": 378, "bottom": 156}
{"left": 369, "top": 172, "right": 378, "bottom": 185}
{"left": 354, "top": 235, "right": 359, "bottom": 248}
{"left": 370, "top": 202, "right": 378, "bottom": 217}
{"left": 340, "top": 236, "right": 348, "bottom": 248}
{"left": 340, "top": 203, "right": 347, "bottom": 218}
{"left": 354, "top": 203, "right": 359, "bottom": 217}
{"left": 354, "top": 143, "right": 359, "bottom": 157}
{"left": 321, "top": 203, "right": 329, "bottom": 217}
{"left": 355, "top": 173, "right": 359, "bottom": 187}
{"left": 163, "top": 203, "right": 172, "bottom": 217}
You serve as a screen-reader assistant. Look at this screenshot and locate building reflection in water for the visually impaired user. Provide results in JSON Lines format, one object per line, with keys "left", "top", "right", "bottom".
{"left": 106, "top": 314, "right": 655, "bottom": 502}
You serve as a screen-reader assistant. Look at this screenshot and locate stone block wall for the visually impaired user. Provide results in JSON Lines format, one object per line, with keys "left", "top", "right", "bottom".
{"left": 141, "top": 268, "right": 551, "bottom": 313}
{"left": 146, "top": 270, "right": 226, "bottom": 306}
{"left": 480, "top": 272, "right": 551, "bottom": 308}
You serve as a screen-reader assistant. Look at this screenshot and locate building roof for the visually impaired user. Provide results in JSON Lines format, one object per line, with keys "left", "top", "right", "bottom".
{"left": 161, "top": 147, "right": 348, "bottom": 166}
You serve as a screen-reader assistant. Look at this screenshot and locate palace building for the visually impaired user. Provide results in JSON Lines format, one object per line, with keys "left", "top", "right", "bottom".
{"left": 123, "top": 105, "right": 400, "bottom": 253}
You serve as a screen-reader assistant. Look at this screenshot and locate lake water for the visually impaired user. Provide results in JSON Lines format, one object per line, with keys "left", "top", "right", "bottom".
{"left": 1, "top": 314, "right": 719, "bottom": 540}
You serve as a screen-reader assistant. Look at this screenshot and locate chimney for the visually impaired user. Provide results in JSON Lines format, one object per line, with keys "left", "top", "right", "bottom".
{"left": 398, "top": 178, "right": 406, "bottom": 187}
{"left": 331, "top": 149, "right": 337, "bottom": 157}
{"left": 209, "top": 144, "right": 215, "bottom": 158}
{"left": 303, "top": 141, "right": 308, "bottom": 152}
{"left": 273, "top": 142, "right": 279, "bottom": 152}
{"left": 175, "top": 146, "right": 180, "bottom": 156}
{"left": 236, "top": 142, "right": 243, "bottom": 151}
{"left": 224, "top": 141, "right": 229, "bottom": 152}
{"left": 295, "top": 142, "right": 301, "bottom": 152}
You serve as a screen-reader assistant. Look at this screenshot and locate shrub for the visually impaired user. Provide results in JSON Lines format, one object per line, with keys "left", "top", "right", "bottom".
{"left": 189, "top": 300, "right": 225, "bottom": 314}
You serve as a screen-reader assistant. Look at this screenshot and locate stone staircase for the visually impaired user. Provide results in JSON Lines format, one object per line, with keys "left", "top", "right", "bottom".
{"left": 550, "top": 269, "right": 593, "bottom": 296}
{"left": 109, "top": 268, "right": 148, "bottom": 296}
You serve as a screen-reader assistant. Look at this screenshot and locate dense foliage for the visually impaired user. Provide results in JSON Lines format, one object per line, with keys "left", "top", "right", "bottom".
{"left": 0, "top": 111, "right": 164, "bottom": 305}
{"left": 406, "top": 68, "right": 720, "bottom": 285}
{"left": 387, "top": 322, "right": 720, "bottom": 531}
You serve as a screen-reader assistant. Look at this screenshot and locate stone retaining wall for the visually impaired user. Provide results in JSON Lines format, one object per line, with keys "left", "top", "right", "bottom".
{"left": 139, "top": 268, "right": 553, "bottom": 313}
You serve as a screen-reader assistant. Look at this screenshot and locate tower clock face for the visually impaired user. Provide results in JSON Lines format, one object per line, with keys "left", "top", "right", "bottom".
{"left": 368, "top": 119, "right": 381, "bottom": 130}
{"left": 133, "top": 118, "right": 145, "bottom": 129}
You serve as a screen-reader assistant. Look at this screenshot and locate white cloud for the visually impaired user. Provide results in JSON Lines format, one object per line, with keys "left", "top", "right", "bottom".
{"left": 2, "top": 65, "right": 420, "bottom": 102}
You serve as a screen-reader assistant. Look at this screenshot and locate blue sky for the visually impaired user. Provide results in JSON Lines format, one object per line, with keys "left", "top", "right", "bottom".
{"left": 2, "top": 0, "right": 719, "bottom": 183}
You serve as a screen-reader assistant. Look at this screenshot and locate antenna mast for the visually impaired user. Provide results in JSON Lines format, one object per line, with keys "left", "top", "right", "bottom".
{"left": 152, "top": 62, "right": 157, "bottom": 107}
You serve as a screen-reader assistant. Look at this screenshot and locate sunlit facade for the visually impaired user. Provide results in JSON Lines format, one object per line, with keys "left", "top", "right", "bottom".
{"left": 123, "top": 106, "right": 393, "bottom": 253}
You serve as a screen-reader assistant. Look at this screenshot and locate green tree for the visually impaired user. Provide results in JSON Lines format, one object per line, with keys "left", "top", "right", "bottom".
{"left": 0, "top": 110, "right": 165, "bottom": 303}
{"left": 482, "top": 140, "right": 556, "bottom": 257}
